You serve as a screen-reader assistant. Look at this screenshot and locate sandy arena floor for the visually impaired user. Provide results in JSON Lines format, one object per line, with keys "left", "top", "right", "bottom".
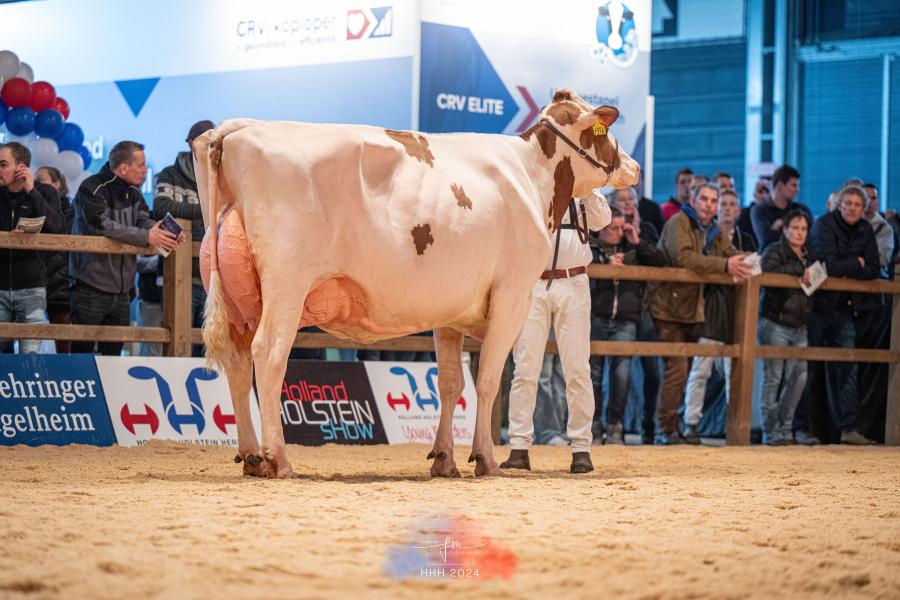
{"left": 1, "top": 442, "right": 898, "bottom": 599}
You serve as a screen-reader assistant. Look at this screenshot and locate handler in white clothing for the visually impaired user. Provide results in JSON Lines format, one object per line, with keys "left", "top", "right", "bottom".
{"left": 501, "top": 189, "right": 611, "bottom": 474}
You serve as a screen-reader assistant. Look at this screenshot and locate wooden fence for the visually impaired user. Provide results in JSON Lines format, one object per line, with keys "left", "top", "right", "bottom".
{"left": 1, "top": 222, "right": 898, "bottom": 446}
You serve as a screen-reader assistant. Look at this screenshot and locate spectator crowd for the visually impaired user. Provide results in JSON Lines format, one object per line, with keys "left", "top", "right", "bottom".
{"left": 0, "top": 126, "right": 894, "bottom": 447}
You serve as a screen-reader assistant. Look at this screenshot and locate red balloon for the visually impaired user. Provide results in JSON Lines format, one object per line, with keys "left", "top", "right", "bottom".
{"left": 52, "top": 96, "right": 70, "bottom": 120}
{"left": 1, "top": 77, "right": 32, "bottom": 108}
{"left": 29, "top": 81, "right": 56, "bottom": 112}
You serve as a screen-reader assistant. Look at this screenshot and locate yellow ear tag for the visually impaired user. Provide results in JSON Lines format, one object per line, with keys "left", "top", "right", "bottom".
{"left": 593, "top": 122, "right": 607, "bottom": 136}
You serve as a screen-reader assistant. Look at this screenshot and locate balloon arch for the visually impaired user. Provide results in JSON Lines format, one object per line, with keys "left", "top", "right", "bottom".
{"left": 0, "top": 49, "right": 91, "bottom": 195}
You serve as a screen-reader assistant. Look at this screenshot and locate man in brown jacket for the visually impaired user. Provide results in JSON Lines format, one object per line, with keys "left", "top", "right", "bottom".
{"left": 648, "top": 183, "right": 753, "bottom": 444}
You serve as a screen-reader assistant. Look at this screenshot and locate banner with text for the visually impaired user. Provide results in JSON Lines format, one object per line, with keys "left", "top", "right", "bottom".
{"left": 280, "top": 360, "right": 389, "bottom": 445}
{"left": 364, "top": 361, "right": 476, "bottom": 445}
{"left": 0, "top": 355, "right": 116, "bottom": 447}
{"left": 95, "top": 357, "right": 261, "bottom": 447}
{"left": 419, "top": 0, "right": 651, "bottom": 169}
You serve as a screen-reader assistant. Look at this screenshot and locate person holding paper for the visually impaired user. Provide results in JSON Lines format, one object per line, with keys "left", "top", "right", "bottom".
{"left": 648, "top": 183, "right": 753, "bottom": 445}
{"left": 805, "top": 185, "right": 880, "bottom": 445}
{"left": 0, "top": 142, "right": 64, "bottom": 353}
{"left": 682, "top": 188, "right": 757, "bottom": 443}
{"left": 758, "top": 210, "right": 814, "bottom": 445}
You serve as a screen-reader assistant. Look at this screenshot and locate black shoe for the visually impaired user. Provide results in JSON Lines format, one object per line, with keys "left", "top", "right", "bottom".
{"left": 606, "top": 422, "right": 625, "bottom": 445}
{"left": 641, "top": 421, "right": 655, "bottom": 445}
{"left": 840, "top": 431, "right": 878, "bottom": 446}
{"left": 794, "top": 431, "right": 821, "bottom": 446}
{"left": 682, "top": 425, "right": 701, "bottom": 445}
{"left": 570, "top": 452, "right": 594, "bottom": 474}
{"left": 499, "top": 449, "right": 531, "bottom": 470}
{"left": 655, "top": 432, "right": 686, "bottom": 446}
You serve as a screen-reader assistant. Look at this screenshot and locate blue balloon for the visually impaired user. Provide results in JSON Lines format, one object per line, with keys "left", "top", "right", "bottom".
{"left": 5, "top": 107, "right": 35, "bottom": 136}
{"left": 0, "top": 100, "right": 7, "bottom": 127}
{"left": 55, "top": 122, "right": 84, "bottom": 151}
{"left": 76, "top": 144, "right": 91, "bottom": 170}
{"left": 35, "top": 108, "right": 65, "bottom": 138}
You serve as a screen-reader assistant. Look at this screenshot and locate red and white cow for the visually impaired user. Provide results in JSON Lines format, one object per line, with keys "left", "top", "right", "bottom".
{"left": 193, "top": 88, "right": 639, "bottom": 478}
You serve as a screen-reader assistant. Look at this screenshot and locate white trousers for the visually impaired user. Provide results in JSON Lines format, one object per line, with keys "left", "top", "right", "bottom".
{"left": 508, "top": 275, "right": 594, "bottom": 453}
{"left": 683, "top": 337, "right": 731, "bottom": 426}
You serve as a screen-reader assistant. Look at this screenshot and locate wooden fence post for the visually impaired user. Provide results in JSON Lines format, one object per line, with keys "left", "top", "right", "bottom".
{"left": 727, "top": 276, "right": 760, "bottom": 445}
{"left": 162, "top": 219, "right": 193, "bottom": 357}
{"left": 886, "top": 293, "right": 900, "bottom": 445}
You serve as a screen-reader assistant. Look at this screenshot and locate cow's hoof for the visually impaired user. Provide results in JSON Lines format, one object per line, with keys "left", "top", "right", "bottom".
{"left": 242, "top": 460, "right": 270, "bottom": 478}
{"left": 235, "top": 451, "right": 269, "bottom": 477}
{"left": 429, "top": 450, "right": 461, "bottom": 478}
{"left": 470, "top": 453, "right": 504, "bottom": 477}
{"left": 259, "top": 447, "right": 295, "bottom": 479}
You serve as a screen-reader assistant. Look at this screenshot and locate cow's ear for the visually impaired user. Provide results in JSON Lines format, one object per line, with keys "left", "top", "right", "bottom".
{"left": 593, "top": 105, "right": 619, "bottom": 128}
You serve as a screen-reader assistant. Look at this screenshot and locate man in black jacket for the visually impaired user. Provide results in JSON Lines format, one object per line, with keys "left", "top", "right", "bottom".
{"left": 805, "top": 185, "right": 880, "bottom": 445}
{"left": 0, "top": 142, "right": 64, "bottom": 353}
{"left": 751, "top": 164, "right": 812, "bottom": 251}
{"left": 589, "top": 204, "right": 666, "bottom": 444}
{"left": 70, "top": 141, "right": 181, "bottom": 355}
{"left": 152, "top": 120, "right": 214, "bottom": 355}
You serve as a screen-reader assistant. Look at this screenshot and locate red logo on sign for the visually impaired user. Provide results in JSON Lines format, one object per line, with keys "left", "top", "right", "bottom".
{"left": 120, "top": 404, "right": 160, "bottom": 434}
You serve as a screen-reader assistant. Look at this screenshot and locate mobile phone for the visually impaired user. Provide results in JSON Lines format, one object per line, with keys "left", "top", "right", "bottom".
{"left": 157, "top": 213, "right": 183, "bottom": 256}
{"left": 160, "top": 212, "right": 183, "bottom": 237}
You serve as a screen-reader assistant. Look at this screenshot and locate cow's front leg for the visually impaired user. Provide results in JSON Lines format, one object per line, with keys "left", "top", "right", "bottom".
{"left": 222, "top": 347, "right": 270, "bottom": 478}
{"left": 470, "top": 288, "right": 532, "bottom": 476}
{"left": 428, "top": 328, "right": 464, "bottom": 478}
{"left": 251, "top": 292, "right": 308, "bottom": 479}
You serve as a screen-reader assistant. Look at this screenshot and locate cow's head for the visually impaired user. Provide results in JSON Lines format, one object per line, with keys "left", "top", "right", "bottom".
{"left": 523, "top": 88, "right": 640, "bottom": 229}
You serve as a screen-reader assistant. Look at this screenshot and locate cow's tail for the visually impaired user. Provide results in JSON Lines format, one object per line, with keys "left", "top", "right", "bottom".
{"left": 201, "top": 131, "right": 251, "bottom": 370}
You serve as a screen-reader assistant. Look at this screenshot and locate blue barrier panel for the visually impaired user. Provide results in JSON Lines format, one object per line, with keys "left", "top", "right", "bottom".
{"left": 0, "top": 354, "right": 116, "bottom": 446}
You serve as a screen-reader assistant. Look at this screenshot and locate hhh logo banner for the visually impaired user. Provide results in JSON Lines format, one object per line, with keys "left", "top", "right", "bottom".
{"left": 593, "top": 1, "right": 639, "bottom": 67}
{"left": 95, "top": 357, "right": 261, "bottom": 447}
{"left": 280, "top": 360, "right": 388, "bottom": 445}
{"left": 364, "top": 361, "right": 475, "bottom": 445}
{"left": 346, "top": 6, "right": 393, "bottom": 40}
{"left": 0, "top": 355, "right": 115, "bottom": 446}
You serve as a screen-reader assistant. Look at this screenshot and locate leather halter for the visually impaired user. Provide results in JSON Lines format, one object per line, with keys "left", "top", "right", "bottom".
{"left": 538, "top": 117, "right": 616, "bottom": 290}
{"left": 538, "top": 118, "right": 620, "bottom": 182}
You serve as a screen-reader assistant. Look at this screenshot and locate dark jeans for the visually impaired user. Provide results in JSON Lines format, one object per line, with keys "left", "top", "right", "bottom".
{"left": 590, "top": 317, "right": 636, "bottom": 427}
{"left": 70, "top": 283, "right": 131, "bottom": 356}
{"left": 637, "top": 312, "right": 661, "bottom": 435}
{"left": 805, "top": 310, "right": 857, "bottom": 437}
{"left": 47, "top": 304, "right": 71, "bottom": 353}
{"left": 655, "top": 318, "right": 695, "bottom": 435}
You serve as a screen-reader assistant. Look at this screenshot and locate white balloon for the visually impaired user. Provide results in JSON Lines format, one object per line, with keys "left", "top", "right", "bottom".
{"left": 56, "top": 150, "right": 84, "bottom": 182}
{"left": 16, "top": 61, "right": 33, "bottom": 83}
{"left": 70, "top": 170, "right": 90, "bottom": 194}
{"left": 0, "top": 50, "right": 19, "bottom": 80}
{"left": 7, "top": 132, "right": 36, "bottom": 148}
{"left": 31, "top": 137, "right": 59, "bottom": 167}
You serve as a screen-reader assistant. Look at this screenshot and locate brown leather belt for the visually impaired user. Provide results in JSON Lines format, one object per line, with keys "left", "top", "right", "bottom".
{"left": 539, "top": 266, "right": 587, "bottom": 281}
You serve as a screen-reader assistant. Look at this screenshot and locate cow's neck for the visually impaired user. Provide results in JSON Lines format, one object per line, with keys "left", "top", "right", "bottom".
{"left": 519, "top": 126, "right": 580, "bottom": 234}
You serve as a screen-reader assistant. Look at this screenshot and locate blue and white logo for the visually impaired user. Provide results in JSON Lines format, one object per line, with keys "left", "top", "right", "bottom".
{"left": 593, "top": 1, "right": 639, "bottom": 67}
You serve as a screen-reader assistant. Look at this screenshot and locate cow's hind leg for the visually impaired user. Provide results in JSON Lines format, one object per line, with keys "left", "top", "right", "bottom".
{"left": 222, "top": 345, "right": 269, "bottom": 478}
{"left": 470, "top": 286, "right": 531, "bottom": 476}
{"left": 250, "top": 284, "right": 310, "bottom": 479}
{"left": 428, "top": 328, "right": 464, "bottom": 478}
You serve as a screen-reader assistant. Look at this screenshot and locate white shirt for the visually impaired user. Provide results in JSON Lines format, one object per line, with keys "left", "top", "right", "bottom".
{"left": 544, "top": 192, "right": 612, "bottom": 270}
